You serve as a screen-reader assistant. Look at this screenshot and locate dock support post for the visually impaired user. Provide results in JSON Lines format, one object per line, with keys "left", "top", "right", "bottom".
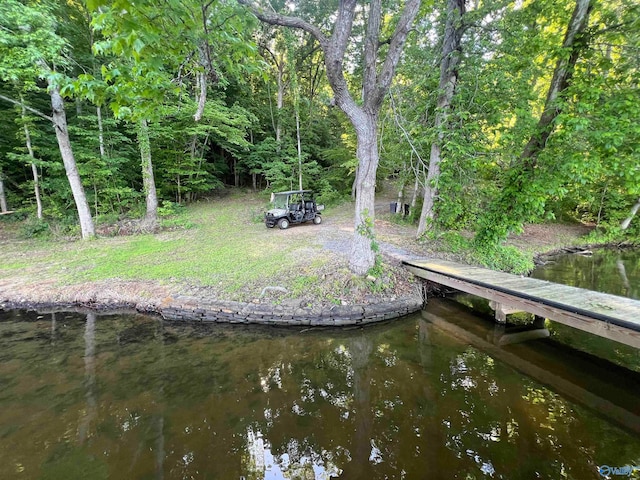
{"left": 533, "top": 316, "right": 545, "bottom": 329}
{"left": 489, "top": 301, "right": 511, "bottom": 324}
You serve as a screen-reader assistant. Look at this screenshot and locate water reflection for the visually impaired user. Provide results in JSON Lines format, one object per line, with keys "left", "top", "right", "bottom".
{"left": 532, "top": 248, "right": 640, "bottom": 300}
{"left": 78, "top": 312, "right": 96, "bottom": 445}
{"left": 244, "top": 427, "right": 342, "bottom": 479}
{"left": 0, "top": 306, "right": 639, "bottom": 479}
{"left": 531, "top": 248, "right": 640, "bottom": 370}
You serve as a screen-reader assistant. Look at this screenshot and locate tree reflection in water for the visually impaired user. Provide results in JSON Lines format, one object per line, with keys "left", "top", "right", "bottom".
{"left": 0, "top": 308, "right": 639, "bottom": 479}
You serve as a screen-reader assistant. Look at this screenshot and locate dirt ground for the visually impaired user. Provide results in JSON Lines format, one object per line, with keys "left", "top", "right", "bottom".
{"left": 325, "top": 190, "right": 594, "bottom": 263}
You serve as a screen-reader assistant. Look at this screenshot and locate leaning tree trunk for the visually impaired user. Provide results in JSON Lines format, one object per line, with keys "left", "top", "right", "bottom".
{"left": 475, "top": 0, "right": 592, "bottom": 246}
{"left": 416, "top": 0, "right": 466, "bottom": 237}
{"left": 50, "top": 84, "right": 95, "bottom": 239}
{"left": 621, "top": 198, "right": 640, "bottom": 230}
{"left": 138, "top": 119, "right": 158, "bottom": 226}
{"left": 519, "top": 0, "right": 591, "bottom": 166}
{"left": 21, "top": 100, "right": 43, "bottom": 220}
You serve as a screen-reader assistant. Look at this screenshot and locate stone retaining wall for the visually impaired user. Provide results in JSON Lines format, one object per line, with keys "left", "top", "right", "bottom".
{"left": 1, "top": 294, "right": 425, "bottom": 326}
{"left": 160, "top": 294, "right": 424, "bottom": 326}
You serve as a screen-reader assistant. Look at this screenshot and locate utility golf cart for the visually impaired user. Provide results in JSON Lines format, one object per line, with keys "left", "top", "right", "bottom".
{"left": 265, "top": 190, "right": 324, "bottom": 229}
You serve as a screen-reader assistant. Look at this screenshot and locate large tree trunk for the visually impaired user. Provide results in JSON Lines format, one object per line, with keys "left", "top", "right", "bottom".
{"left": 350, "top": 114, "right": 379, "bottom": 274}
{"left": 240, "top": 0, "right": 421, "bottom": 274}
{"left": 50, "top": 84, "right": 95, "bottom": 239}
{"left": 138, "top": 118, "right": 158, "bottom": 225}
{"left": 621, "top": 198, "right": 640, "bottom": 230}
{"left": 21, "top": 101, "right": 43, "bottom": 220}
{"left": 416, "top": 0, "right": 466, "bottom": 237}
{"left": 335, "top": 0, "right": 421, "bottom": 274}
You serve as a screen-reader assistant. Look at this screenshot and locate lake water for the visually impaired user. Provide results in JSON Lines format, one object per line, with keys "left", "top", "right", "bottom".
{"left": 529, "top": 248, "right": 640, "bottom": 371}
{"left": 531, "top": 247, "right": 639, "bottom": 300}
{"left": 1, "top": 303, "right": 640, "bottom": 479}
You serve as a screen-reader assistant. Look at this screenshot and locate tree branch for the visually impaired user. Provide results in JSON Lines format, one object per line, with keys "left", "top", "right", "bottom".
{"left": 0, "top": 94, "right": 53, "bottom": 123}
{"left": 239, "top": 0, "right": 361, "bottom": 123}
{"left": 370, "top": 0, "right": 422, "bottom": 109}
{"left": 237, "top": 0, "right": 329, "bottom": 49}
{"left": 328, "top": 0, "right": 358, "bottom": 63}
{"left": 363, "top": 0, "right": 382, "bottom": 103}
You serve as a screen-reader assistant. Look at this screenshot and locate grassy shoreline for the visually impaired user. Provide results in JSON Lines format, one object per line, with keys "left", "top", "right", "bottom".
{"left": 0, "top": 192, "right": 416, "bottom": 310}
{"left": 0, "top": 190, "right": 615, "bottom": 312}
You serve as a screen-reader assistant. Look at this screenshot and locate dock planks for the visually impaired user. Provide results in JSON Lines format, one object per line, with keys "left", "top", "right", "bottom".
{"left": 403, "top": 259, "right": 640, "bottom": 349}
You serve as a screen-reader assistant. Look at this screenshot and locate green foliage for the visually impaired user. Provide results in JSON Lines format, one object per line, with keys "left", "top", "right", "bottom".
{"left": 0, "top": 0, "right": 638, "bottom": 246}
{"left": 435, "top": 231, "right": 469, "bottom": 253}
{"left": 157, "top": 201, "right": 194, "bottom": 229}
{"left": 584, "top": 220, "right": 640, "bottom": 245}
{"left": 314, "top": 180, "right": 347, "bottom": 207}
{"left": 19, "top": 218, "right": 50, "bottom": 239}
{"left": 473, "top": 244, "right": 534, "bottom": 275}
{"left": 434, "top": 230, "right": 534, "bottom": 274}
{"left": 367, "top": 255, "right": 385, "bottom": 279}
{"left": 69, "top": 112, "right": 140, "bottom": 216}
{"left": 356, "top": 208, "right": 379, "bottom": 254}
{"left": 0, "top": 0, "right": 67, "bottom": 85}
{"left": 157, "top": 200, "right": 185, "bottom": 217}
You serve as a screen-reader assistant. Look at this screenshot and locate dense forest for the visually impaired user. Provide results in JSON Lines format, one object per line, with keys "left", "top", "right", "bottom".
{"left": 0, "top": 0, "right": 638, "bottom": 273}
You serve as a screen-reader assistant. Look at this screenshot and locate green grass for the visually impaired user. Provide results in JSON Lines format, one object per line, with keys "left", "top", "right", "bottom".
{"left": 3, "top": 191, "right": 402, "bottom": 307}
{"left": 0, "top": 194, "right": 299, "bottom": 294}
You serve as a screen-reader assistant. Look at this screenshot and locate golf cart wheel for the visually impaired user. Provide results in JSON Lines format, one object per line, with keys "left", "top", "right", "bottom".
{"left": 278, "top": 218, "right": 290, "bottom": 229}
{"left": 313, "top": 215, "right": 322, "bottom": 225}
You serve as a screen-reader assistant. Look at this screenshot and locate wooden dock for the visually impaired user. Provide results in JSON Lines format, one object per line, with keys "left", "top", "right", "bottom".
{"left": 403, "top": 259, "right": 640, "bottom": 349}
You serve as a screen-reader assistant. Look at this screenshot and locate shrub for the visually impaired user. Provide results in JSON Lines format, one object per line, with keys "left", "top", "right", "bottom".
{"left": 20, "top": 218, "right": 50, "bottom": 239}
{"left": 157, "top": 200, "right": 185, "bottom": 217}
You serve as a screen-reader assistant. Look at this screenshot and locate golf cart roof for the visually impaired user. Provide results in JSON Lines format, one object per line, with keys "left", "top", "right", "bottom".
{"left": 273, "top": 190, "right": 313, "bottom": 195}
